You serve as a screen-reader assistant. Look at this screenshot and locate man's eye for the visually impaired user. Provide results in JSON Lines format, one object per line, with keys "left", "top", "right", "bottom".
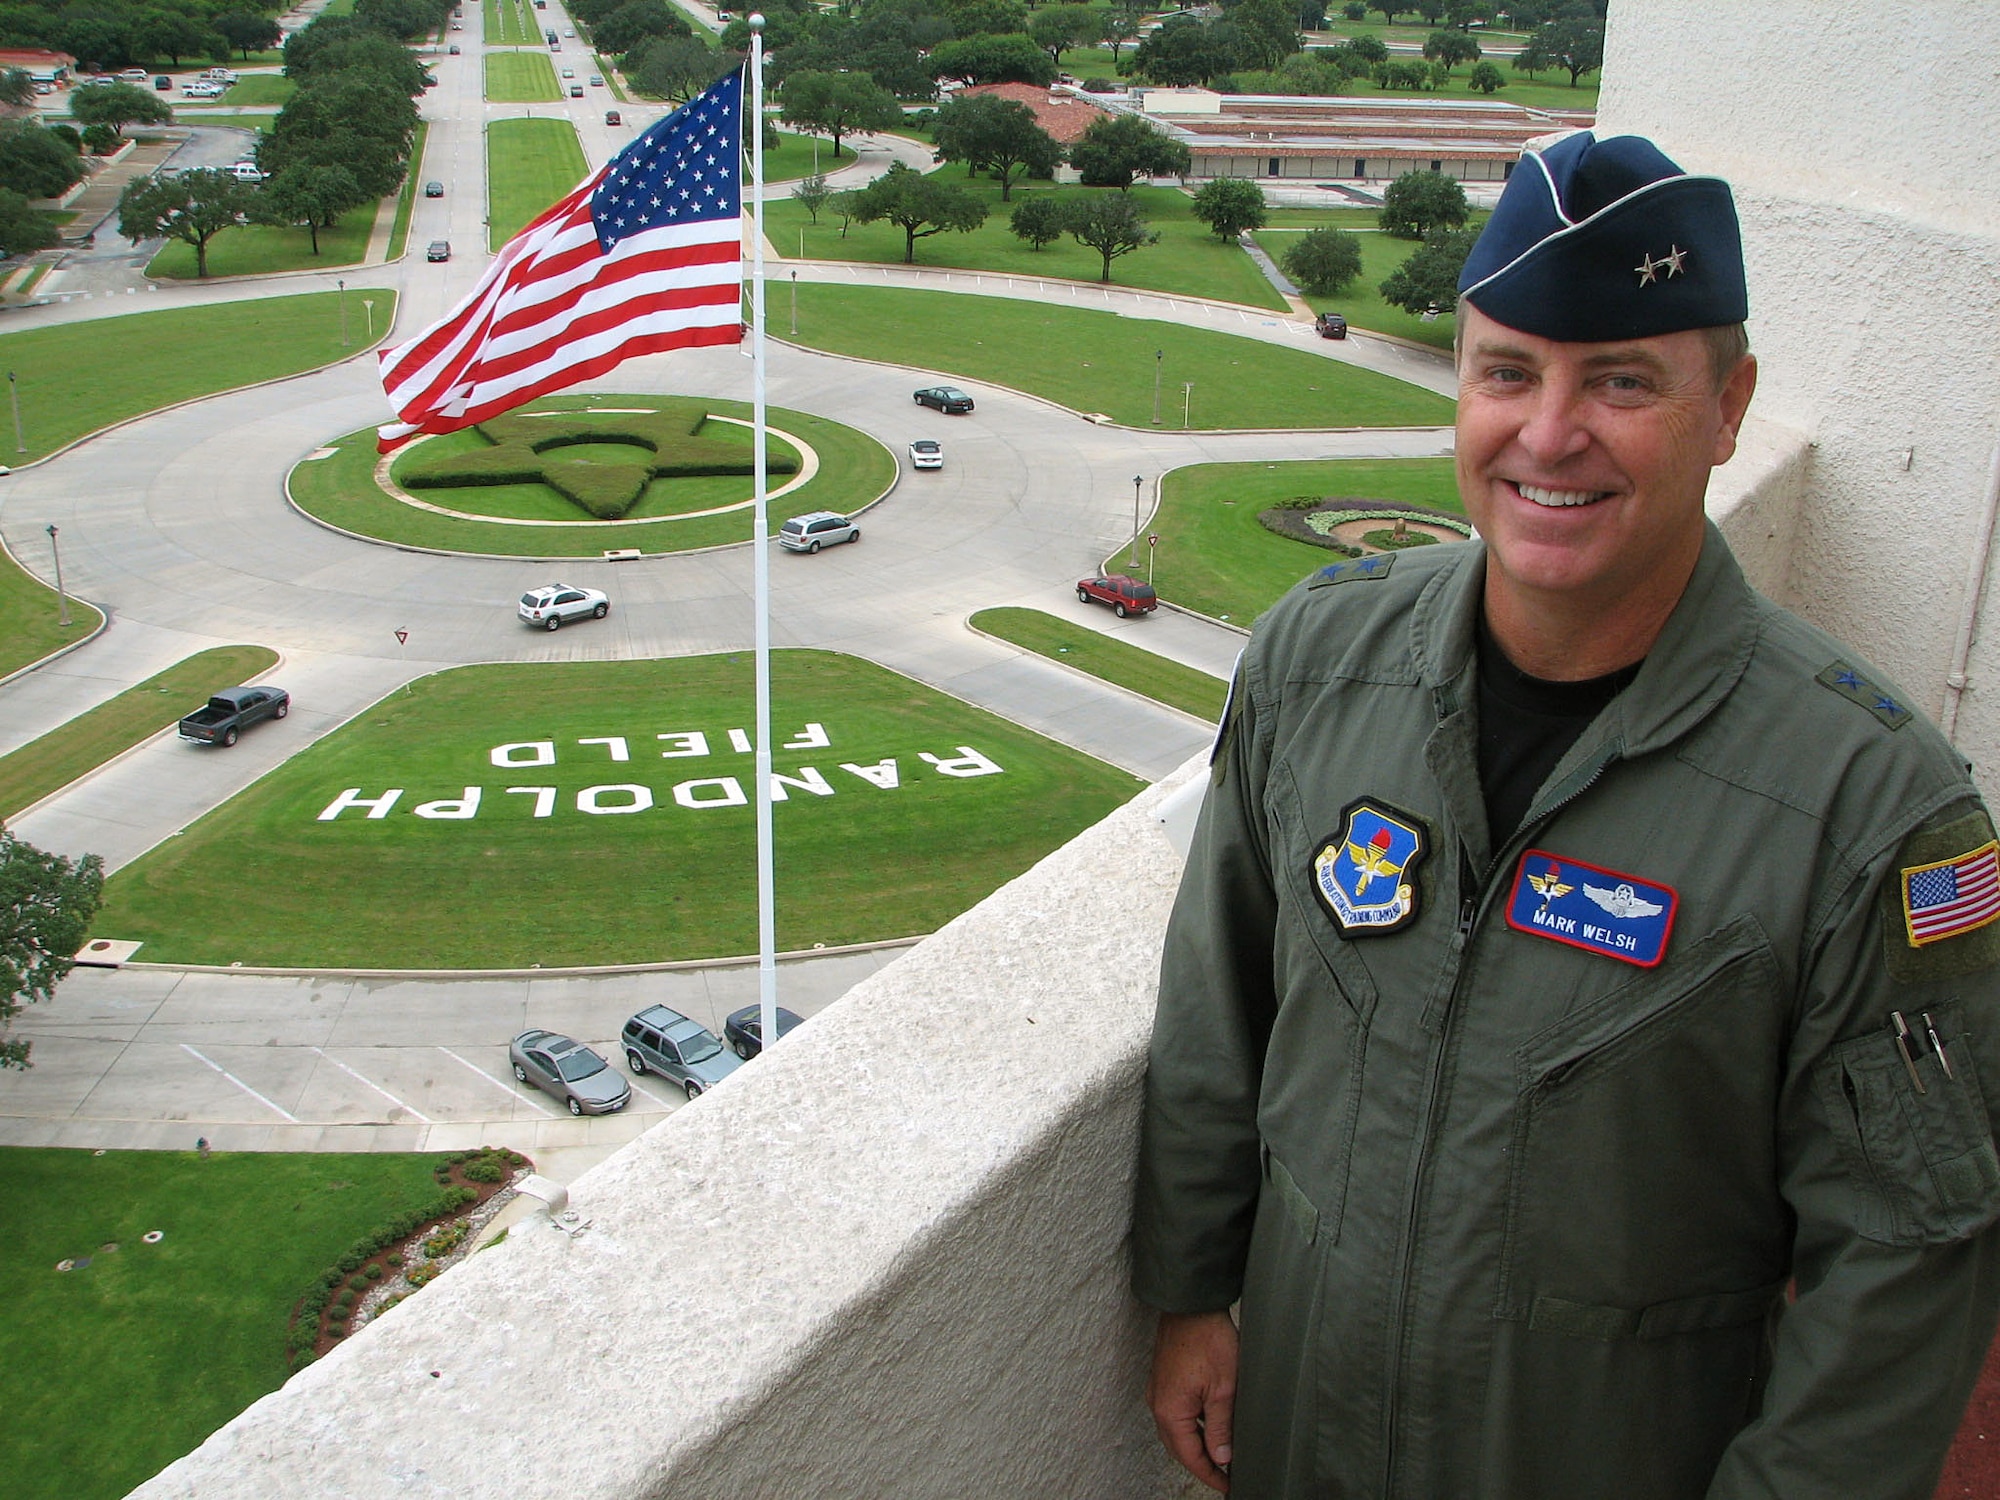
{"left": 1602, "top": 374, "right": 1647, "bottom": 392}
{"left": 1486, "top": 366, "right": 1527, "bottom": 384}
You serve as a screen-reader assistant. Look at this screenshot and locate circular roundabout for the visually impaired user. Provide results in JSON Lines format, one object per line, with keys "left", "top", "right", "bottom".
{"left": 285, "top": 393, "right": 898, "bottom": 558}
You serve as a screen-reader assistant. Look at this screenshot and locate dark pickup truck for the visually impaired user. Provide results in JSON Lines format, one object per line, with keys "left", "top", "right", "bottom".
{"left": 178, "top": 686, "right": 290, "bottom": 747}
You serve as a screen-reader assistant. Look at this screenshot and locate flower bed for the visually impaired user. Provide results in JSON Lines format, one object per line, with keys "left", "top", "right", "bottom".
{"left": 1257, "top": 498, "right": 1472, "bottom": 558}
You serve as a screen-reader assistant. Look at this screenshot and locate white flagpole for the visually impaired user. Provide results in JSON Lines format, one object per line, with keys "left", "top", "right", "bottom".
{"left": 747, "top": 20, "right": 780, "bottom": 1061}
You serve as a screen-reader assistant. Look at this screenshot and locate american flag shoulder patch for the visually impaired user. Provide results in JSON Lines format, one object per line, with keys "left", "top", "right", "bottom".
{"left": 1902, "top": 840, "right": 2000, "bottom": 947}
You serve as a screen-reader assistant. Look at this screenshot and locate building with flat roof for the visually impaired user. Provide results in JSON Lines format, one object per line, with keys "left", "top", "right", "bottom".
{"left": 0, "top": 48, "right": 75, "bottom": 86}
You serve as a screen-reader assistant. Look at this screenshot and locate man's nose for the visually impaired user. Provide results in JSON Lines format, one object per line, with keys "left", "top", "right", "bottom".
{"left": 1515, "top": 382, "right": 1592, "bottom": 466}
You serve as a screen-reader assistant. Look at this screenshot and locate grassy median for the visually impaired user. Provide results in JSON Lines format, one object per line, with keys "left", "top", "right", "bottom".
{"left": 971, "top": 607, "right": 1227, "bottom": 721}
{"left": 96, "top": 652, "right": 1144, "bottom": 968}
{"left": 488, "top": 116, "right": 587, "bottom": 247}
{"left": 485, "top": 48, "right": 559, "bottom": 102}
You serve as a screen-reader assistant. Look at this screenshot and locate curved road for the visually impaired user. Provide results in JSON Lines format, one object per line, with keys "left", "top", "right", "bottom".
{"left": 0, "top": 8, "right": 1456, "bottom": 1169}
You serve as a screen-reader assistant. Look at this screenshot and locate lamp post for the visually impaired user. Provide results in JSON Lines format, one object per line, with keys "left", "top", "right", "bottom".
{"left": 1129, "top": 475, "right": 1143, "bottom": 567}
{"left": 1182, "top": 381, "right": 1193, "bottom": 429}
{"left": 337, "top": 279, "right": 348, "bottom": 346}
{"left": 1151, "top": 348, "right": 1163, "bottom": 425}
{"left": 362, "top": 298, "right": 375, "bottom": 341}
{"left": 45, "top": 524, "right": 69, "bottom": 627}
{"left": 790, "top": 269, "right": 797, "bottom": 335}
{"left": 7, "top": 370, "right": 22, "bottom": 454}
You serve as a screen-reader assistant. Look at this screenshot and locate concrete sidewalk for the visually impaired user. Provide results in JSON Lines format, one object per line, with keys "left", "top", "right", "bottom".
{"left": 56, "top": 133, "right": 188, "bottom": 243}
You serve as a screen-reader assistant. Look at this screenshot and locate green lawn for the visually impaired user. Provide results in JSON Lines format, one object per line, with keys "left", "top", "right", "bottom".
{"left": 971, "top": 607, "right": 1226, "bottom": 721}
{"left": 96, "top": 652, "right": 1144, "bottom": 967}
{"left": 0, "top": 544, "right": 103, "bottom": 679}
{"left": 387, "top": 120, "right": 429, "bottom": 261}
{"left": 1153, "top": 456, "right": 1464, "bottom": 624}
{"left": 784, "top": 284, "right": 1455, "bottom": 429}
{"left": 757, "top": 128, "right": 847, "bottom": 186}
{"left": 485, "top": 48, "right": 559, "bottom": 102}
{"left": 0, "top": 1147, "right": 452, "bottom": 1500}
{"left": 1254, "top": 207, "right": 1490, "bottom": 350}
{"left": 485, "top": 0, "right": 538, "bottom": 46}
{"left": 488, "top": 116, "right": 587, "bottom": 247}
{"left": 292, "top": 395, "right": 895, "bottom": 555}
{"left": 0, "top": 292, "right": 399, "bottom": 464}
{"left": 148, "top": 198, "right": 379, "bottom": 278}
{"left": 217, "top": 74, "right": 294, "bottom": 106}
{"left": 770, "top": 178, "right": 1287, "bottom": 311}
{"left": 0, "top": 646, "right": 278, "bottom": 820}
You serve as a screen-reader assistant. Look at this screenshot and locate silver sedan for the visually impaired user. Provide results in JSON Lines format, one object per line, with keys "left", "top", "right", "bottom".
{"left": 508, "top": 1031, "right": 631, "bottom": 1115}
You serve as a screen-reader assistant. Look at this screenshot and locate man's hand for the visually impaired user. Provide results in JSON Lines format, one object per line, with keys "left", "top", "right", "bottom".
{"left": 1147, "top": 1309, "right": 1239, "bottom": 1493}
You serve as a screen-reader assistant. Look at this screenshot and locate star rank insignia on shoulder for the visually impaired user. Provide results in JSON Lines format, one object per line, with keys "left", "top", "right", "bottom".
{"left": 1308, "top": 554, "right": 1395, "bottom": 589}
{"left": 1816, "top": 661, "right": 1914, "bottom": 730}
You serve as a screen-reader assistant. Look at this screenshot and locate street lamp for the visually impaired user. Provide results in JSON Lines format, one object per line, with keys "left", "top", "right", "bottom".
{"left": 45, "top": 523, "right": 69, "bottom": 627}
{"left": 1151, "top": 348, "right": 1163, "bottom": 426}
{"left": 1182, "top": 382, "right": 1194, "bottom": 429}
{"left": 1129, "top": 475, "right": 1143, "bottom": 567}
{"left": 7, "top": 370, "right": 24, "bottom": 454}
{"left": 337, "top": 279, "right": 348, "bottom": 346}
{"left": 790, "top": 269, "right": 797, "bottom": 335}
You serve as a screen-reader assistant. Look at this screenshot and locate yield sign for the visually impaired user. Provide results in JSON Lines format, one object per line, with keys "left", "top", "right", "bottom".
{"left": 395, "top": 629, "right": 408, "bottom": 645}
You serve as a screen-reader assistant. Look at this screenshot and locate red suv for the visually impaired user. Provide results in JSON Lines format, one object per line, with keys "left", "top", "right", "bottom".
{"left": 1076, "top": 574, "right": 1158, "bottom": 618}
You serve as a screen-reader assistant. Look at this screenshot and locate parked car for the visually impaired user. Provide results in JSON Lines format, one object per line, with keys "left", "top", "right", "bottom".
{"left": 178, "top": 685, "right": 290, "bottom": 747}
{"left": 604, "top": 108, "right": 622, "bottom": 124}
{"left": 509, "top": 1030, "right": 631, "bottom": 1115}
{"left": 119, "top": 67, "right": 148, "bottom": 80}
{"left": 913, "top": 385, "right": 974, "bottom": 414}
{"left": 621, "top": 1005, "right": 743, "bottom": 1099}
{"left": 722, "top": 1005, "right": 804, "bottom": 1061}
{"left": 427, "top": 239, "right": 451, "bottom": 261}
{"left": 908, "top": 438, "right": 943, "bottom": 470}
{"left": 778, "top": 510, "right": 859, "bottom": 553}
{"left": 1315, "top": 311, "right": 1348, "bottom": 339}
{"left": 424, "top": 180, "right": 443, "bottom": 197}
{"left": 153, "top": 75, "right": 172, "bottom": 90}
{"left": 227, "top": 162, "right": 264, "bottom": 182}
{"left": 448, "top": 43, "right": 461, "bottom": 53}
{"left": 182, "top": 82, "right": 222, "bottom": 98}
{"left": 1076, "top": 574, "right": 1158, "bottom": 618}
{"left": 518, "top": 583, "right": 609, "bottom": 629}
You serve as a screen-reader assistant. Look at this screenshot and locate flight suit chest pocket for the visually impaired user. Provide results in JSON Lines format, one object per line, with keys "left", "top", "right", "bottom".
{"left": 1817, "top": 1010, "right": 2000, "bottom": 1247}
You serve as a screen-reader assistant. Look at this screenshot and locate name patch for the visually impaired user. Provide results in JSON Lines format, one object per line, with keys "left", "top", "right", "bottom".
{"left": 1505, "top": 850, "right": 1678, "bottom": 967}
{"left": 1311, "top": 799, "right": 1428, "bottom": 936}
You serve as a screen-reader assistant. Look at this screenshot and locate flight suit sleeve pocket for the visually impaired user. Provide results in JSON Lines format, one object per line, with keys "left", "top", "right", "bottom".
{"left": 1817, "top": 1016, "right": 2000, "bottom": 1247}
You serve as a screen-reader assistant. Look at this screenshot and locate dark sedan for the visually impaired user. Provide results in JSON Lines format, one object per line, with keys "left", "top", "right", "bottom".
{"left": 509, "top": 1030, "right": 631, "bottom": 1115}
{"left": 914, "top": 385, "right": 975, "bottom": 414}
{"left": 723, "top": 1005, "right": 805, "bottom": 1060}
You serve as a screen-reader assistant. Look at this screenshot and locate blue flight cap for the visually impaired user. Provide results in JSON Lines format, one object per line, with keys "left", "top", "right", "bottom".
{"left": 1458, "top": 131, "right": 1748, "bottom": 342}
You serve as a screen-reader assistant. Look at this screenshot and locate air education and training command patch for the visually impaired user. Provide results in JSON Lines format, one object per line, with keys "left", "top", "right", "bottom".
{"left": 1506, "top": 850, "right": 1679, "bottom": 967}
{"left": 1311, "top": 799, "right": 1428, "bottom": 936}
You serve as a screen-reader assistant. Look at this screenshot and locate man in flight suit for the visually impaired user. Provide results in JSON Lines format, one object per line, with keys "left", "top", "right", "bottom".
{"left": 1132, "top": 132, "right": 2000, "bottom": 1498}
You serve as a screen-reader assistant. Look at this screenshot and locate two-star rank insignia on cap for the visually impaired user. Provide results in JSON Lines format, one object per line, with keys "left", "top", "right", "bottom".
{"left": 1506, "top": 850, "right": 1679, "bottom": 966}
{"left": 1311, "top": 799, "right": 1428, "bottom": 936}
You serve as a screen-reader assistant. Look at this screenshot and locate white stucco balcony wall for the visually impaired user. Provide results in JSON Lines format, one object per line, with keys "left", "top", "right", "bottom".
{"left": 129, "top": 767, "right": 1205, "bottom": 1500}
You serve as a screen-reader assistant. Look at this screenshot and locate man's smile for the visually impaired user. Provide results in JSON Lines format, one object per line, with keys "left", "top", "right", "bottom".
{"left": 1513, "top": 481, "right": 1616, "bottom": 509}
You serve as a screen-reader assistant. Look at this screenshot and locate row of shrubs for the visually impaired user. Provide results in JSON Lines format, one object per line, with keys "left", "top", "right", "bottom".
{"left": 286, "top": 1182, "right": 479, "bottom": 1367}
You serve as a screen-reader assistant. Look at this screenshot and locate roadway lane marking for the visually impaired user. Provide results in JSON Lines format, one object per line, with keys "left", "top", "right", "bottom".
{"left": 438, "top": 1046, "right": 560, "bottom": 1117}
{"left": 311, "top": 1047, "right": 433, "bottom": 1124}
{"left": 179, "top": 1044, "right": 300, "bottom": 1123}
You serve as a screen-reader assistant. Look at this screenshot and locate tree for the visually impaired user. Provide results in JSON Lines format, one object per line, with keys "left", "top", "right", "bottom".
{"left": 69, "top": 81, "right": 174, "bottom": 141}
{"left": 1510, "top": 38, "right": 1547, "bottom": 77}
{"left": 791, "top": 171, "right": 831, "bottom": 223}
{"left": 778, "top": 70, "right": 901, "bottom": 160}
{"left": 827, "top": 187, "right": 863, "bottom": 237}
{"left": 1131, "top": 17, "right": 1235, "bottom": 85}
{"left": 0, "top": 831, "right": 105, "bottom": 1071}
{"left": 1422, "top": 28, "right": 1479, "bottom": 69}
{"left": 1370, "top": 2, "right": 1410, "bottom": 20}
{"left": 1281, "top": 225, "right": 1362, "bottom": 293}
{"left": 0, "top": 68, "right": 33, "bottom": 107}
{"left": 137, "top": 11, "right": 223, "bottom": 67}
{"left": 1103, "top": 8, "right": 1142, "bottom": 62}
{"left": 930, "top": 92, "right": 1061, "bottom": 201}
{"left": 1379, "top": 168, "right": 1466, "bottom": 238}
{"left": 1189, "top": 176, "right": 1266, "bottom": 242}
{"left": 0, "top": 187, "right": 59, "bottom": 258}
{"left": 1069, "top": 112, "right": 1191, "bottom": 189}
{"left": 1444, "top": 0, "right": 1492, "bottom": 26}
{"left": 1468, "top": 59, "right": 1504, "bottom": 92}
{"left": 1378, "top": 224, "right": 1478, "bottom": 313}
{"left": 592, "top": 0, "right": 689, "bottom": 55}
{"left": 1029, "top": 5, "right": 1102, "bottom": 64}
{"left": 1535, "top": 15, "right": 1603, "bottom": 85}
{"left": 849, "top": 160, "right": 987, "bottom": 263}
{"left": 216, "top": 12, "right": 282, "bottom": 58}
{"left": 0, "top": 121, "right": 85, "bottom": 200}
{"left": 1230, "top": 0, "right": 1305, "bottom": 72}
{"left": 1341, "top": 33, "right": 1388, "bottom": 64}
{"left": 80, "top": 124, "right": 122, "bottom": 156}
{"left": 941, "top": 0, "right": 1029, "bottom": 35}
{"left": 257, "top": 163, "right": 366, "bottom": 253}
{"left": 927, "top": 33, "right": 1058, "bottom": 86}
{"left": 1008, "top": 193, "right": 1065, "bottom": 250}
{"left": 633, "top": 35, "right": 731, "bottom": 103}
{"left": 118, "top": 167, "right": 258, "bottom": 278}
{"left": 1063, "top": 191, "right": 1156, "bottom": 282}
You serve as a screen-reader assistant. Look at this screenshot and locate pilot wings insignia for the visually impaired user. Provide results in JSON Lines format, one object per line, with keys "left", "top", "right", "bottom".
{"left": 1344, "top": 834, "right": 1406, "bottom": 896}
{"left": 1582, "top": 882, "right": 1665, "bottom": 920}
{"left": 1527, "top": 867, "right": 1573, "bottom": 906}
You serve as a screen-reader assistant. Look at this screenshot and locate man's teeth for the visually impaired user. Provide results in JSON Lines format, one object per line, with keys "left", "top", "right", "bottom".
{"left": 1517, "top": 484, "right": 1606, "bottom": 508}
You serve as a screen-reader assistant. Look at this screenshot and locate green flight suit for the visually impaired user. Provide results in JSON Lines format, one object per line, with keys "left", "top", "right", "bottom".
{"left": 1133, "top": 527, "right": 2000, "bottom": 1499}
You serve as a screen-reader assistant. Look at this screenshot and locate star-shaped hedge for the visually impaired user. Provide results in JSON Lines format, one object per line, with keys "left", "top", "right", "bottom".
{"left": 399, "top": 409, "right": 799, "bottom": 519}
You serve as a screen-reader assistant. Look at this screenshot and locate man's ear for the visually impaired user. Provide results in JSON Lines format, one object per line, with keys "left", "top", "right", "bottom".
{"left": 1711, "top": 354, "right": 1758, "bottom": 466}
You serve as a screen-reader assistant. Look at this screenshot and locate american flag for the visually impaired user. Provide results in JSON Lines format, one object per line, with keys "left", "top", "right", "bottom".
{"left": 376, "top": 67, "right": 745, "bottom": 451}
{"left": 1905, "top": 842, "right": 2000, "bottom": 945}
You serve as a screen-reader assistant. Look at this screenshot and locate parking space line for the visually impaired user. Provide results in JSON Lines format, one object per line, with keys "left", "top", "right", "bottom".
{"left": 438, "top": 1046, "right": 560, "bottom": 1117}
{"left": 627, "top": 1078, "right": 678, "bottom": 1111}
{"left": 179, "top": 1044, "right": 300, "bottom": 1123}
{"left": 311, "top": 1047, "right": 433, "bottom": 1124}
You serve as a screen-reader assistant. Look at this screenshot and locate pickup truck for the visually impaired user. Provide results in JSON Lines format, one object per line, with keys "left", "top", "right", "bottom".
{"left": 178, "top": 686, "right": 290, "bottom": 747}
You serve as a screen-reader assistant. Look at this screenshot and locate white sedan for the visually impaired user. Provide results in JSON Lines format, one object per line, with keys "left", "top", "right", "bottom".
{"left": 518, "top": 584, "right": 609, "bottom": 630}
{"left": 909, "top": 439, "right": 943, "bottom": 470}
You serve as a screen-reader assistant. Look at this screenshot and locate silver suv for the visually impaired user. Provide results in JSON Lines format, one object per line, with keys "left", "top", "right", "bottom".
{"left": 778, "top": 511, "right": 859, "bottom": 553}
{"left": 621, "top": 1005, "right": 743, "bottom": 1100}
